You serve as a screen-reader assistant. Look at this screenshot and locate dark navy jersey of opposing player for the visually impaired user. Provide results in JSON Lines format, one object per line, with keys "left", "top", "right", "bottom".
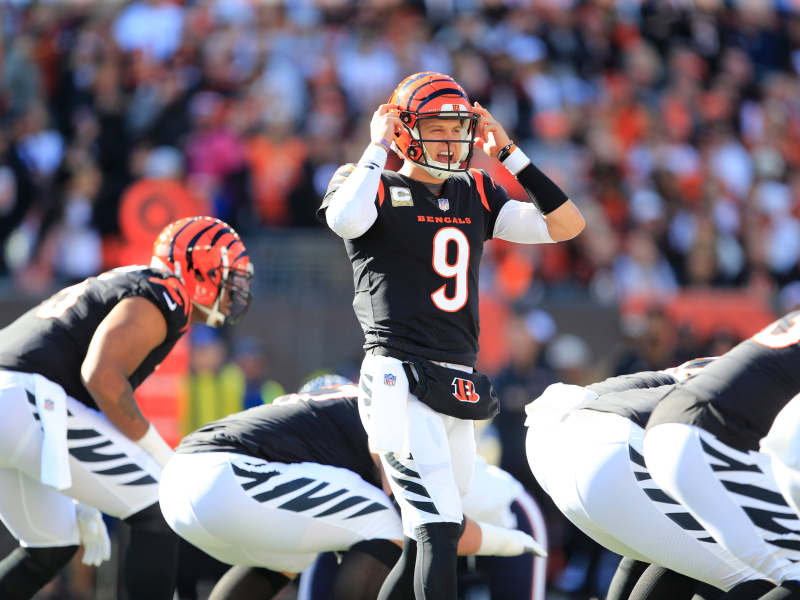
{"left": 318, "top": 167, "right": 511, "bottom": 367}
{"left": 649, "top": 311, "right": 800, "bottom": 452}
{"left": 177, "top": 384, "right": 381, "bottom": 489}
{"left": 0, "top": 266, "right": 190, "bottom": 409}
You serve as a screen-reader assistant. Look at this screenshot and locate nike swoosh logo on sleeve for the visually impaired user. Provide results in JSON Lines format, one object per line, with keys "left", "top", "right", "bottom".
{"left": 163, "top": 291, "right": 178, "bottom": 311}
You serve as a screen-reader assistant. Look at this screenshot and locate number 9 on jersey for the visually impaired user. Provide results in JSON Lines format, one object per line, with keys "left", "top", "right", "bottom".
{"left": 431, "top": 228, "right": 470, "bottom": 312}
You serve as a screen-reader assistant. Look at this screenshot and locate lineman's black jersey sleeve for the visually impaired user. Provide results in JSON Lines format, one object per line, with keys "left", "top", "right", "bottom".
{"left": 135, "top": 272, "right": 192, "bottom": 338}
{"left": 581, "top": 371, "right": 679, "bottom": 429}
{"left": 586, "top": 371, "right": 679, "bottom": 396}
{"left": 582, "top": 386, "right": 677, "bottom": 429}
{"left": 0, "top": 267, "right": 190, "bottom": 409}
{"left": 648, "top": 310, "right": 800, "bottom": 451}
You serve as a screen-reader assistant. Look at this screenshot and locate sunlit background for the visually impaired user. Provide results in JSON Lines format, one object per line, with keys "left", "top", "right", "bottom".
{"left": 1, "top": 0, "right": 800, "bottom": 598}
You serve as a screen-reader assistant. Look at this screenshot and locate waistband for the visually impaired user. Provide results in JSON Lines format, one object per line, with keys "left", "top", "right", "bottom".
{"left": 366, "top": 347, "right": 472, "bottom": 373}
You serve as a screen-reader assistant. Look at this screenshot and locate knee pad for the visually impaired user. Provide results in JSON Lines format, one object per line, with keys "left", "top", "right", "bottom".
{"left": 124, "top": 502, "right": 174, "bottom": 535}
{"left": 349, "top": 540, "right": 402, "bottom": 570}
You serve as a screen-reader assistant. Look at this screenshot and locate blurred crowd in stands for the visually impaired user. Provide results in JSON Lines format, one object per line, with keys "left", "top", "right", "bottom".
{"left": 5, "top": 1, "right": 800, "bottom": 597}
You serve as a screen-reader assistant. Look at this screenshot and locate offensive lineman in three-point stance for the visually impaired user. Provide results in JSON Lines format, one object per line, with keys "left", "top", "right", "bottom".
{"left": 0, "top": 217, "right": 253, "bottom": 600}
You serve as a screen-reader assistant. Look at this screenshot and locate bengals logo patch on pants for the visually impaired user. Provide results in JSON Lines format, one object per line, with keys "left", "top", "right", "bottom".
{"left": 452, "top": 378, "right": 480, "bottom": 403}
{"left": 402, "top": 356, "right": 499, "bottom": 420}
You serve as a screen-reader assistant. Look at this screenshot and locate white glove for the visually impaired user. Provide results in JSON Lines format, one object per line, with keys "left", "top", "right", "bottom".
{"left": 476, "top": 521, "right": 548, "bottom": 557}
{"left": 75, "top": 502, "right": 111, "bottom": 567}
{"left": 517, "top": 530, "right": 548, "bottom": 557}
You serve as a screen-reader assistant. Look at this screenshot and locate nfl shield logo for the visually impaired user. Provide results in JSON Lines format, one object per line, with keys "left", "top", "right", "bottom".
{"left": 438, "top": 198, "right": 449, "bottom": 211}
{"left": 384, "top": 374, "right": 396, "bottom": 386}
{"left": 43, "top": 399, "right": 54, "bottom": 411}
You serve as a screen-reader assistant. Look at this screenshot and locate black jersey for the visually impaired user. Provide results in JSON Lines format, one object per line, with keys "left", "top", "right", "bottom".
{"left": 176, "top": 385, "right": 381, "bottom": 489}
{"left": 318, "top": 167, "right": 512, "bottom": 367}
{"left": 648, "top": 311, "right": 800, "bottom": 451}
{"left": 582, "top": 372, "right": 678, "bottom": 429}
{"left": 582, "top": 358, "right": 715, "bottom": 428}
{"left": 0, "top": 266, "right": 190, "bottom": 409}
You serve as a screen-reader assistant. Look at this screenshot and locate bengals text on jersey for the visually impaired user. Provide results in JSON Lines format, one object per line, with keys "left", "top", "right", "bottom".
{"left": 318, "top": 166, "right": 511, "bottom": 367}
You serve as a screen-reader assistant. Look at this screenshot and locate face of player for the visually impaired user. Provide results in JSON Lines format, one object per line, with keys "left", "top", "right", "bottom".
{"left": 417, "top": 118, "right": 464, "bottom": 164}
{"left": 218, "top": 287, "right": 233, "bottom": 315}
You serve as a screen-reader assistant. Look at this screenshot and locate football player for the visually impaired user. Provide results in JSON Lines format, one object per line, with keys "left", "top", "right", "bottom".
{"left": 526, "top": 359, "right": 777, "bottom": 600}
{"left": 0, "top": 217, "right": 253, "bottom": 600}
{"left": 298, "top": 452, "right": 548, "bottom": 600}
{"left": 159, "top": 377, "right": 546, "bottom": 600}
{"left": 645, "top": 311, "right": 800, "bottom": 600}
{"left": 318, "top": 71, "right": 584, "bottom": 600}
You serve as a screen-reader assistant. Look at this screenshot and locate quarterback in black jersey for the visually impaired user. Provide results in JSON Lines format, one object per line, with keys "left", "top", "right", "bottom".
{"left": 0, "top": 217, "right": 253, "bottom": 600}
{"left": 160, "top": 378, "right": 545, "bottom": 600}
{"left": 319, "top": 72, "right": 584, "bottom": 600}
{"left": 644, "top": 312, "right": 800, "bottom": 598}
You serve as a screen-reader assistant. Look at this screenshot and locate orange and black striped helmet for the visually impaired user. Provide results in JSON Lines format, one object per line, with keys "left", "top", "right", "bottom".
{"left": 388, "top": 72, "right": 479, "bottom": 179}
{"left": 152, "top": 217, "right": 253, "bottom": 326}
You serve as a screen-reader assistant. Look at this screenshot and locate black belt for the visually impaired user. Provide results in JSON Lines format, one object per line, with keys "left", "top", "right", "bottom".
{"left": 366, "top": 346, "right": 410, "bottom": 362}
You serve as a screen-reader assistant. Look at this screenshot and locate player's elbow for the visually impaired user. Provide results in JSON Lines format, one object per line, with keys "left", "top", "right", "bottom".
{"left": 546, "top": 202, "right": 585, "bottom": 242}
{"left": 327, "top": 210, "right": 372, "bottom": 240}
{"left": 551, "top": 213, "right": 585, "bottom": 242}
{"left": 81, "top": 362, "right": 123, "bottom": 403}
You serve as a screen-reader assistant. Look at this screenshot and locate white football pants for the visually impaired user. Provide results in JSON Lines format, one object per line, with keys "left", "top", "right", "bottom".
{"left": 358, "top": 354, "right": 476, "bottom": 540}
{"left": 297, "top": 457, "right": 549, "bottom": 600}
{"left": 159, "top": 452, "right": 402, "bottom": 574}
{"left": 645, "top": 423, "right": 800, "bottom": 584}
{"left": 0, "top": 371, "right": 163, "bottom": 547}
{"left": 527, "top": 409, "right": 762, "bottom": 590}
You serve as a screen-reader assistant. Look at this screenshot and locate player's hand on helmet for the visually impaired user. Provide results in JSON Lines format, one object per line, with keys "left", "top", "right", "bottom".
{"left": 472, "top": 102, "right": 512, "bottom": 159}
{"left": 371, "top": 104, "right": 403, "bottom": 151}
{"left": 75, "top": 502, "right": 112, "bottom": 567}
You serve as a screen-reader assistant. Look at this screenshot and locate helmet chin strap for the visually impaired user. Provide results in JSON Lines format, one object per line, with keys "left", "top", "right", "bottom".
{"left": 194, "top": 246, "right": 231, "bottom": 328}
{"left": 191, "top": 299, "right": 226, "bottom": 328}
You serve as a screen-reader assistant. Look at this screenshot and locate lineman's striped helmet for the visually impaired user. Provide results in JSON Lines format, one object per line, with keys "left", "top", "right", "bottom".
{"left": 152, "top": 217, "right": 253, "bottom": 327}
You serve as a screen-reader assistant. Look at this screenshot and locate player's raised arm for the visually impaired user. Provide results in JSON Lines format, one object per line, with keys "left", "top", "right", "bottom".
{"left": 324, "top": 104, "right": 403, "bottom": 239}
{"left": 81, "top": 296, "right": 166, "bottom": 441}
{"left": 472, "top": 102, "right": 585, "bottom": 243}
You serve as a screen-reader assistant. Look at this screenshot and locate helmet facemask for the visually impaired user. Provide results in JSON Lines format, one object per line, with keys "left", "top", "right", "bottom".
{"left": 399, "top": 110, "right": 479, "bottom": 180}
{"left": 192, "top": 247, "right": 254, "bottom": 328}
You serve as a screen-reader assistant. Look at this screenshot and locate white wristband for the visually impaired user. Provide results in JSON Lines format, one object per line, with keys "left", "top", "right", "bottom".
{"left": 502, "top": 147, "right": 531, "bottom": 176}
{"left": 135, "top": 424, "right": 173, "bottom": 468}
{"left": 360, "top": 143, "right": 388, "bottom": 170}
